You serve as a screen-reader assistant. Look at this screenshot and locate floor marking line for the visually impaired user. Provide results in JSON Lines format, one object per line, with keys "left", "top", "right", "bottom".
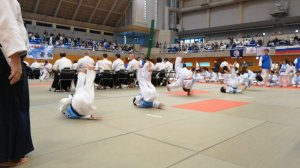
{"left": 146, "top": 114, "right": 162, "bottom": 118}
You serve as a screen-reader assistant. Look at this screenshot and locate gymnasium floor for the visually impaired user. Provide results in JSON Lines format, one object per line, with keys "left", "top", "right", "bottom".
{"left": 21, "top": 80, "right": 300, "bottom": 168}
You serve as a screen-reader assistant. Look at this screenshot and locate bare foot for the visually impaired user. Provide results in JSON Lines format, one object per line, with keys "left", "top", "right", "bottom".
{"left": 158, "top": 103, "right": 165, "bottom": 109}
{"left": 0, "top": 157, "right": 29, "bottom": 167}
{"left": 87, "top": 115, "right": 101, "bottom": 120}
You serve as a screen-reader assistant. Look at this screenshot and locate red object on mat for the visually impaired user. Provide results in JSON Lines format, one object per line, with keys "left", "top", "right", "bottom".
{"left": 167, "top": 90, "right": 209, "bottom": 96}
{"left": 174, "top": 99, "right": 249, "bottom": 112}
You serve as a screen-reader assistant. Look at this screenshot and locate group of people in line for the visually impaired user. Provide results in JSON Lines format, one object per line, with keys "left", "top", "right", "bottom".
{"left": 23, "top": 48, "right": 300, "bottom": 121}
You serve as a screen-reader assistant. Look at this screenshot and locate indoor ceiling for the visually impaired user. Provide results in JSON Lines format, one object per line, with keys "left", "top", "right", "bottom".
{"left": 18, "top": 0, "right": 132, "bottom": 27}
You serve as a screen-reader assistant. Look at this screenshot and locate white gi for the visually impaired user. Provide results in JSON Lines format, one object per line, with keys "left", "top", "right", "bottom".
{"left": 40, "top": 62, "right": 52, "bottom": 81}
{"left": 164, "top": 61, "right": 173, "bottom": 72}
{"left": 77, "top": 55, "right": 94, "bottom": 70}
{"left": 95, "top": 58, "right": 112, "bottom": 73}
{"left": 53, "top": 57, "right": 72, "bottom": 71}
{"left": 154, "top": 62, "right": 165, "bottom": 71}
{"left": 292, "top": 75, "right": 300, "bottom": 87}
{"left": 225, "top": 68, "right": 242, "bottom": 93}
{"left": 168, "top": 57, "right": 195, "bottom": 90}
{"left": 126, "top": 59, "right": 139, "bottom": 72}
{"left": 134, "top": 61, "right": 161, "bottom": 108}
{"left": 268, "top": 74, "right": 279, "bottom": 86}
{"left": 112, "top": 58, "right": 125, "bottom": 72}
{"left": 59, "top": 70, "right": 96, "bottom": 119}
{"left": 30, "top": 61, "right": 41, "bottom": 70}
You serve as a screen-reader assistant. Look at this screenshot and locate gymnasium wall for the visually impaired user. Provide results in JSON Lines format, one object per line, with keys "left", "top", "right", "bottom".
{"left": 181, "top": 0, "right": 300, "bottom": 31}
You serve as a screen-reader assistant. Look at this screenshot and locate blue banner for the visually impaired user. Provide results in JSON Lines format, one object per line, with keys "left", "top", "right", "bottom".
{"left": 28, "top": 44, "right": 54, "bottom": 59}
{"left": 230, "top": 49, "right": 243, "bottom": 58}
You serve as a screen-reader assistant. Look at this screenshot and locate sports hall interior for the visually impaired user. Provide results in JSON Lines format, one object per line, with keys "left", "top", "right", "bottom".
{"left": 17, "top": 0, "right": 300, "bottom": 167}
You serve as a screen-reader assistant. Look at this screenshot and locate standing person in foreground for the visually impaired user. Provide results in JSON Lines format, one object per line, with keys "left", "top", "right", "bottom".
{"left": 166, "top": 57, "right": 195, "bottom": 95}
{"left": 259, "top": 49, "right": 272, "bottom": 87}
{"left": 0, "top": 0, "right": 34, "bottom": 167}
{"left": 59, "top": 64, "right": 100, "bottom": 120}
{"left": 133, "top": 58, "right": 164, "bottom": 109}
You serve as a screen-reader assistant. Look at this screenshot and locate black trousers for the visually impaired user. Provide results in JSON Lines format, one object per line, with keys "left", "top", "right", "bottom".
{"left": 0, "top": 51, "right": 34, "bottom": 163}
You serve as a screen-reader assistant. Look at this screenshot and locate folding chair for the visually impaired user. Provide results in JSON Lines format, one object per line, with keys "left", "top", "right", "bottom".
{"left": 56, "top": 68, "right": 77, "bottom": 92}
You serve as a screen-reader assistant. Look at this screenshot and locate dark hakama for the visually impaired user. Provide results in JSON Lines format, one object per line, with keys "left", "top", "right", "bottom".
{"left": 0, "top": 51, "right": 34, "bottom": 163}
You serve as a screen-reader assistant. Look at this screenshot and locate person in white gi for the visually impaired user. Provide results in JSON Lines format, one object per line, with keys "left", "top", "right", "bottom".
{"left": 292, "top": 71, "right": 300, "bottom": 87}
{"left": 220, "top": 64, "right": 245, "bottom": 94}
{"left": 30, "top": 59, "right": 41, "bottom": 70}
{"left": 268, "top": 71, "right": 279, "bottom": 86}
{"left": 167, "top": 57, "right": 195, "bottom": 95}
{"left": 77, "top": 51, "right": 95, "bottom": 70}
{"left": 51, "top": 53, "right": 73, "bottom": 91}
{"left": 126, "top": 54, "right": 139, "bottom": 72}
{"left": 0, "top": 0, "right": 34, "bottom": 166}
{"left": 163, "top": 58, "right": 173, "bottom": 72}
{"left": 278, "top": 59, "right": 290, "bottom": 87}
{"left": 133, "top": 59, "right": 164, "bottom": 109}
{"left": 112, "top": 53, "right": 125, "bottom": 72}
{"left": 220, "top": 61, "right": 229, "bottom": 71}
{"left": 153, "top": 57, "right": 165, "bottom": 71}
{"left": 95, "top": 53, "right": 112, "bottom": 73}
{"left": 59, "top": 64, "right": 99, "bottom": 120}
{"left": 40, "top": 60, "right": 52, "bottom": 81}
{"left": 52, "top": 53, "right": 72, "bottom": 71}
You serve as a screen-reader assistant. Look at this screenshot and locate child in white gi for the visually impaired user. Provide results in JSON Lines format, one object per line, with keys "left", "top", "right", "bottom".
{"left": 292, "top": 71, "right": 300, "bottom": 88}
{"left": 133, "top": 59, "right": 164, "bottom": 109}
{"left": 220, "top": 65, "right": 245, "bottom": 94}
{"left": 59, "top": 65, "right": 99, "bottom": 120}
{"left": 40, "top": 61, "right": 52, "bottom": 81}
{"left": 167, "top": 57, "right": 196, "bottom": 95}
{"left": 268, "top": 71, "right": 279, "bottom": 86}
{"left": 278, "top": 59, "right": 290, "bottom": 87}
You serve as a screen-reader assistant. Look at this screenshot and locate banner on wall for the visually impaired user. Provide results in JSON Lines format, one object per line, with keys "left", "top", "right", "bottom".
{"left": 28, "top": 44, "right": 54, "bottom": 59}
{"left": 256, "top": 47, "right": 271, "bottom": 56}
{"left": 230, "top": 49, "right": 243, "bottom": 58}
{"left": 245, "top": 47, "right": 257, "bottom": 54}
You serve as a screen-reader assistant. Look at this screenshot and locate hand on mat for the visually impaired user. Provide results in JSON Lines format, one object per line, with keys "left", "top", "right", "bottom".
{"left": 9, "top": 53, "right": 23, "bottom": 85}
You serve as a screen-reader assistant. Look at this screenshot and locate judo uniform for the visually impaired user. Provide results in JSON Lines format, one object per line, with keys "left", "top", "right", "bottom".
{"left": 59, "top": 70, "right": 96, "bottom": 119}
{"left": 278, "top": 64, "right": 290, "bottom": 87}
{"left": 134, "top": 61, "right": 161, "bottom": 108}
{"left": 40, "top": 63, "right": 52, "bottom": 81}
{"left": 225, "top": 68, "right": 242, "bottom": 93}
{"left": 0, "top": 0, "right": 34, "bottom": 162}
{"left": 292, "top": 75, "right": 300, "bottom": 87}
{"left": 167, "top": 57, "right": 195, "bottom": 91}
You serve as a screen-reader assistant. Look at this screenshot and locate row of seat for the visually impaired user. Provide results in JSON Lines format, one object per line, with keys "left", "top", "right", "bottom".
{"left": 47, "top": 68, "right": 176, "bottom": 92}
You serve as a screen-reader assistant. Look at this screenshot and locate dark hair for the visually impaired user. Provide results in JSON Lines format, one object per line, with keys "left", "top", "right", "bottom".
{"left": 74, "top": 61, "right": 77, "bottom": 63}
{"left": 264, "top": 49, "right": 269, "bottom": 52}
{"left": 156, "top": 57, "right": 162, "bottom": 63}
{"left": 183, "top": 63, "right": 186, "bottom": 68}
{"left": 164, "top": 58, "right": 169, "bottom": 62}
{"left": 133, "top": 97, "right": 137, "bottom": 106}
{"left": 103, "top": 53, "right": 108, "bottom": 58}
{"left": 115, "top": 54, "right": 121, "bottom": 58}
{"left": 60, "top": 53, "right": 66, "bottom": 57}
{"left": 220, "top": 86, "right": 226, "bottom": 93}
